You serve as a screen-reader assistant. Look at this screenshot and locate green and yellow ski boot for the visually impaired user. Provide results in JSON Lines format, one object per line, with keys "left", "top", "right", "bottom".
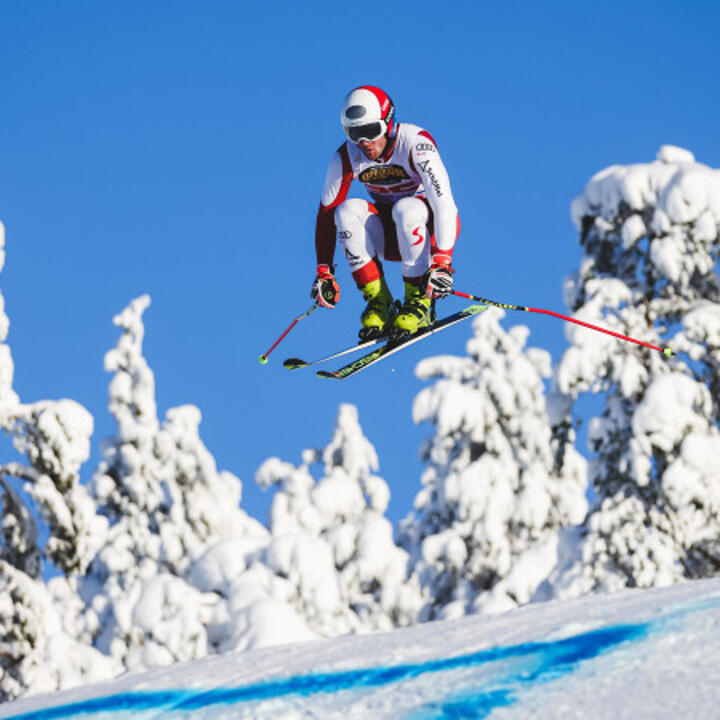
{"left": 392, "top": 281, "right": 433, "bottom": 341}
{"left": 359, "top": 277, "right": 396, "bottom": 341}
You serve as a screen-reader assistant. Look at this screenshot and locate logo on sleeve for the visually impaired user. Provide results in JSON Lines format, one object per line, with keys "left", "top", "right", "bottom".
{"left": 415, "top": 143, "right": 436, "bottom": 153}
{"left": 418, "top": 160, "right": 443, "bottom": 197}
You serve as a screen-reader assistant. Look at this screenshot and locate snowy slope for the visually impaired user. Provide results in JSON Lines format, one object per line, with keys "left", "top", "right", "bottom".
{"left": 2, "top": 578, "right": 720, "bottom": 719}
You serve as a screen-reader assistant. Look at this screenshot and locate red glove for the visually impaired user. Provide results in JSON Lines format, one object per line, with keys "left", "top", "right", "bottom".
{"left": 426, "top": 254, "right": 454, "bottom": 299}
{"left": 310, "top": 264, "right": 340, "bottom": 308}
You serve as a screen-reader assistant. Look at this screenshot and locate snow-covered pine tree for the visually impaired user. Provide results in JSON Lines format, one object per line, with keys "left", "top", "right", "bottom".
{"left": 545, "top": 146, "right": 720, "bottom": 599}
{"left": 0, "top": 220, "right": 114, "bottom": 701}
{"left": 399, "top": 308, "right": 588, "bottom": 620}
{"left": 252, "top": 404, "right": 421, "bottom": 637}
{"left": 83, "top": 295, "right": 267, "bottom": 672}
{"left": 0, "top": 220, "right": 16, "bottom": 425}
{"left": 1, "top": 220, "right": 105, "bottom": 578}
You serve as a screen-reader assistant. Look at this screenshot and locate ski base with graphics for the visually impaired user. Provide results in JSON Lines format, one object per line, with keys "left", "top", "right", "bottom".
{"left": 317, "top": 304, "right": 487, "bottom": 380}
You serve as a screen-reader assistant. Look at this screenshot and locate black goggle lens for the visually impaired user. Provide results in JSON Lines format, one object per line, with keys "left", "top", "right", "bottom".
{"left": 345, "top": 122, "right": 384, "bottom": 143}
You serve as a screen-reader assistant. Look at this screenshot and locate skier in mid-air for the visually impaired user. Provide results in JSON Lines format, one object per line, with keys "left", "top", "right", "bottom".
{"left": 310, "top": 86, "right": 461, "bottom": 341}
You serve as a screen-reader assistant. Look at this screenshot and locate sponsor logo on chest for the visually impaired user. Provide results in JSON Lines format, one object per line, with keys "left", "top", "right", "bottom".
{"left": 359, "top": 164, "right": 411, "bottom": 186}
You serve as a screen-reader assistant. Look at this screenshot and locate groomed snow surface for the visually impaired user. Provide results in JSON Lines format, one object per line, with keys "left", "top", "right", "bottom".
{"left": 3, "top": 577, "right": 720, "bottom": 720}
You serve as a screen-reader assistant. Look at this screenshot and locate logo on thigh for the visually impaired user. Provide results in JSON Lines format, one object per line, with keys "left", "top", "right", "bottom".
{"left": 344, "top": 247, "right": 363, "bottom": 266}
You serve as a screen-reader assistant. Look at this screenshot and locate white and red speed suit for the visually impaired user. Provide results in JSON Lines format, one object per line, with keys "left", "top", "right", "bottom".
{"left": 315, "top": 123, "right": 460, "bottom": 286}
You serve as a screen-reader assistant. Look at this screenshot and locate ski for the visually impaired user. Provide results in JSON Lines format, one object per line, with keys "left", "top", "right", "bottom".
{"left": 317, "top": 304, "right": 487, "bottom": 380}
{"left": 283, "top": 336, "right": 384, "bottom": 370}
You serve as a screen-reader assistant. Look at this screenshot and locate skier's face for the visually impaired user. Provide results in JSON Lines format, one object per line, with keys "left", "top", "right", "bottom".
{"left": 357, "top": 135, "right": 387, "bottom": 161}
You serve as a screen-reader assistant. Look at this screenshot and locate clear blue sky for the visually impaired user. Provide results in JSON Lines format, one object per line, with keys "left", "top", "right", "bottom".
{"left": 1, "top": 1, "right": 718, "bottom": 526}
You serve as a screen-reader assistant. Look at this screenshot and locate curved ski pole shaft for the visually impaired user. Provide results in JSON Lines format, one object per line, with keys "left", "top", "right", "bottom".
{"left": 452, "top": 290, "right": 674, "bottom": 357}
{"left": 259, "top": 303, "right": 318, "bottom": 364}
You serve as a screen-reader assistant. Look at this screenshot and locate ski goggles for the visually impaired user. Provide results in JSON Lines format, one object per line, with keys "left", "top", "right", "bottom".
{"left": 344, "top": 121, "right": 385, "bottom": 143}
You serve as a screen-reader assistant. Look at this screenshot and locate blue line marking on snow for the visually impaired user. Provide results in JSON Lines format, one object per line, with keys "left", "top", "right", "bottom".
{"left": 401, "top": 622, "right": 649, "bottom": 720}
{"left": 5, "top": 622, "right": 649, "bottom": 720}
{"left": 404, "top": 595, "right": 720, "bottom": 720}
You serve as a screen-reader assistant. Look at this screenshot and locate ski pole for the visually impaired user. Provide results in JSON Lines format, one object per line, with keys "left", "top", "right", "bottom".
{"left": 452, "top": 290, "right": 674, "bottom": 357}
{"left": 259, "top": 303, "right": 318, "bottom": 364}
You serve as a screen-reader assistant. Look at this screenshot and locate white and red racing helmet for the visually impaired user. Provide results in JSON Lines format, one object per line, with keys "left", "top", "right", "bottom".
{"left": 340, "top": 86, "right": 396, "bottom": 143}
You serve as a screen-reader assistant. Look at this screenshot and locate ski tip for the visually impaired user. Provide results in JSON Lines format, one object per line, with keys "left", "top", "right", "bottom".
{"left": 258, "top": 354, "right": 269, "bottom": 365}
{"left": 283, "top": 358, "right": 307, "bottom": 370}
{"left": 316, "top": 370, "right": 339, "bottom": 379}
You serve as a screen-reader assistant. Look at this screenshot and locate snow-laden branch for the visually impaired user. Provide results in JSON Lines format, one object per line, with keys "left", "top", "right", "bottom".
{"left": 0, "top": 463, "right": 42, "bottom": 484}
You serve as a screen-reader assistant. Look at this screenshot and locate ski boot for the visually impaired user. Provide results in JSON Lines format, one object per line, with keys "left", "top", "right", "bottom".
{"left": 358, "top": 277, "right": 396, "bottom": 341}
{"left": 391, "top": 281, "right": 433, "bottom": 341}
